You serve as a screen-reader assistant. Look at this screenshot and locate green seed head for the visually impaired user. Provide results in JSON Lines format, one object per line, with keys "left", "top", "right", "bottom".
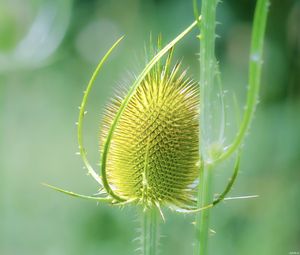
{"left": 100, "top": 55, "right": 200, "bottom": 209}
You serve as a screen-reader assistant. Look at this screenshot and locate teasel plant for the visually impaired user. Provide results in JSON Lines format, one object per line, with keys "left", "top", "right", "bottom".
{"left": 44, "top": 0, "right": 270, "bottom": 254}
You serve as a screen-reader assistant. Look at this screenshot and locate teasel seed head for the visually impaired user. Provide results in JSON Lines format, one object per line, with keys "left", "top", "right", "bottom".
{"left": 100, "top": 51, "right": 200, "bottom": 210}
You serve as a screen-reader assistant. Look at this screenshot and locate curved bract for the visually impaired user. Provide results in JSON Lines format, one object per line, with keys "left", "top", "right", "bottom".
{"left": 100, "top": 56, "right": 200, "bottom": 209}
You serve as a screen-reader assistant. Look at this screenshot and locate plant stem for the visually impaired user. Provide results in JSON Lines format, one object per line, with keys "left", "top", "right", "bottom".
{"left": 193, "top": 0, "right": 269, "bottom": 254}
{"left": 194, "top": 0, "right": 217, "bottom": 254}
{"left": 194, "top": 163, "right": 213, "bottom": 255}
{"left": 142, "top": 209, "right": 159, "bottom": 255}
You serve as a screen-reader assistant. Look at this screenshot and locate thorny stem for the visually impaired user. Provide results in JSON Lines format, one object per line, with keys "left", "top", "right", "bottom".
{"left": 142, "top": 209, "right": 159, "bottom": 255}
{"left": 194, "top": 162, "right": 213, "bottom": 255}
{"left": 194, "top": 0, "right": 217, "bottom": 254}
{"left": 193, "top": 0, "right": 269, "bottom": 254}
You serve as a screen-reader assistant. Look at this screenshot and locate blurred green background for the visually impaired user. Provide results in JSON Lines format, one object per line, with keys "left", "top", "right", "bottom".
{"left": 1, "top": 0, "right": 299, "bottom": 254}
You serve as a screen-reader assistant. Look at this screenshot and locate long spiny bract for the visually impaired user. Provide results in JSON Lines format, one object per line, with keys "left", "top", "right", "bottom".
{"left": 100, "top": 57, "right": 200, "bottom": 210}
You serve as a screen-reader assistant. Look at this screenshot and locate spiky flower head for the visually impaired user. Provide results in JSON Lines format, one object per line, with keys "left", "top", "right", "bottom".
{"left": 101, "top": 51, "right": 200, "bottom": 210}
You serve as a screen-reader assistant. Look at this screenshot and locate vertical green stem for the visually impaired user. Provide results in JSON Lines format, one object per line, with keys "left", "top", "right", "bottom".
{"left": 199, "top": 0, "right": 217, "bottom": 150}
{"left": 193, "top": 0, "right": 269, "bottom": 254}
{"left": 194, "top": 163, "right": 213, "bottom": 255}
{"left": 142, "top": 209, "right": 159, "bottom": 255}
{"left": 194, "top": 0, "right": 217, "bottom": 254}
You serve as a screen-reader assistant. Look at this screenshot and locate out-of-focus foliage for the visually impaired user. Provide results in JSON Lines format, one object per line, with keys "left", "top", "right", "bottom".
{"left": 0, "top": 0, "right": 299, "bottom": 254}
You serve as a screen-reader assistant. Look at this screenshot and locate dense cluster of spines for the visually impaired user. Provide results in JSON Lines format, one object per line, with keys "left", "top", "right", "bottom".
{"left": 100, "top": 55, "right": 200, "bottom": 209}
